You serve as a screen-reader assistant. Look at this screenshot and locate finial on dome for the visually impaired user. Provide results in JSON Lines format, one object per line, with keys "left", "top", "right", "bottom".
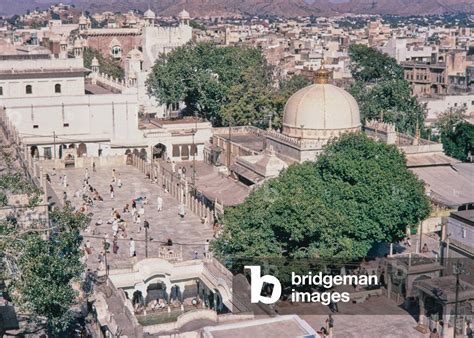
{"left": 314, "top": 59, "right": 331, "bottom": 84}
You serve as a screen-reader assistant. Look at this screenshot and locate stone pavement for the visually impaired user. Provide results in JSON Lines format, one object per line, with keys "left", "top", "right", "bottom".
{"left": 47, "top": 165, "right": 214, "bottom": 269}
{"left": 283, "top": 297, "right": 425, "bottom": 338}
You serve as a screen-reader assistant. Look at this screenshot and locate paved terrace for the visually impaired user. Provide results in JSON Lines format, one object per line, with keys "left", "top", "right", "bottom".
{"left": 47, "top": 165, "right": 214, "bottom": 270}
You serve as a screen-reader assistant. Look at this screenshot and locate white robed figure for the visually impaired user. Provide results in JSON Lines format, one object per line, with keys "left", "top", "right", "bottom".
{"left": 129, "top": 239, "right": 136, "bottom": 257}
{"left": 157, "top": 196, "right": 163, "bottom": 212}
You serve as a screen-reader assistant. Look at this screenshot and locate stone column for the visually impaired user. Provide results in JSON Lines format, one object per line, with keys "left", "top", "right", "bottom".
{"left": 418, "top": 293, "right": 426, "bottom": 326}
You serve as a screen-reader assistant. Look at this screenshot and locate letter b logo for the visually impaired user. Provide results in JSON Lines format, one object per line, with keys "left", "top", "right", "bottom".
{"left": 245, "top": 266, "right": 282, "bottom": 304}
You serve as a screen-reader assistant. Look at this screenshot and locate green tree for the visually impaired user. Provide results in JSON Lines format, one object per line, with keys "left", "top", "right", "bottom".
{"left": 5, "top": 208, "right": 89, "bottom": 334}
{"left": 146, "top": 42, "right": 274, "bottom": 126}
{"left": 349, "top": 79, "right": 426, "bottom": 135}
{"left": 436, "top": 106, "right": 473, "bottom": 161}
{"left": 440, "top": 122, "right": 474, "bottom": 161}
{"left": 83, "top": 47, "right": 124, "bottom": 80}
{"left": 348, "top": 45, "right": 426, "bottom": 134}
{"left": 348, "top": 44, "right": 403, "bottom": 82}
{"left": 0, "top": 166, "right": 89, "bottom": 334}
{"left": 435, "top": 106, "right": 467, "bottom": 133}
{"left": 213, "top": 133, "right": 431, "bottom": 263}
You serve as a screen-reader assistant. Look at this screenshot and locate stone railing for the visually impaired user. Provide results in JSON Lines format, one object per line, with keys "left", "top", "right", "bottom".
{"left": 88, "top": 72, "right": 137, "bottom": 93}
{"left": 130, "top": 155, "right": 215, "bottom": 225}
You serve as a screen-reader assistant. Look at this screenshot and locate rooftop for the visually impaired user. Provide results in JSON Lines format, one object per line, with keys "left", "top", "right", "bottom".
{"left": 411, "top": 163, "right": 474, "bottom": 208}
{"left": 202, "top": 315, "right": 316, "bottom": 338}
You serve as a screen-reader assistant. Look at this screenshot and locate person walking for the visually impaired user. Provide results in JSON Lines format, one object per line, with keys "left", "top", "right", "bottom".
{"left": 204, "top": 239, "right": 210, "bottom": 258}
{"left": 326, "top": 315, "right": 334, "bottom": 338}
{"left": 157, "top": 196, "right": 163, "bottom": 212}
{"left": 92, "top": 162, "right": 96, "bottom": 172}
{"left": 62, "top": 174, "right": 67, "bottom": 188}
{"left": 118, "top": 176, "right": 122, "bottom": 188}
{"left": 112, "top": 237, "right": 119, "bottom": 254}
{"left": 129, "top": 238, "right": 136, "bottom": 257}
{"left": 178, "top": 204, "right": 186, "bottom": 219}
{"left": 131, "top": 206, "right": 137, "bottom": 223}
{"left": 84, "top": 168, "right": 89, "bottom": 180}
{"left": 110, "top": 184, "right": 114, "bottom": 199}
{"left": 136, "top": 214, "right": 142, "bottom": 232}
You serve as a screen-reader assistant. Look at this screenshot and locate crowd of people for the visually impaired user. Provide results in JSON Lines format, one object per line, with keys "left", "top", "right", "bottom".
{"left": 49, "top": 165, "right": 212, "bottom": 272}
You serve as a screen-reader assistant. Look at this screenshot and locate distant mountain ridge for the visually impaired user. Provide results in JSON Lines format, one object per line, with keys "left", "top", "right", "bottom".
{"left": 1, "top": 0, "right": 473, "bottom": 17}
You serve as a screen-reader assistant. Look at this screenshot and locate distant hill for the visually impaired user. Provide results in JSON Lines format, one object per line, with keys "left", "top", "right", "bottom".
{"left": 1, "top": 0, "right": 473, "bottom": 17}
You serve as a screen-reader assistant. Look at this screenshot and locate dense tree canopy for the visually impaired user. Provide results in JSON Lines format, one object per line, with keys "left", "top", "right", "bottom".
{"left": 348, "top": 44, "right": 403, "bottom": 82}
{"left": 213, "top": 133, "right": 431, "bottom": 264}
{"left": 83, "top": 47, "right": 124, "bottom": 80}
{"left": 348, "top": 44, "right": 426, "bottom": 135}
{"left": 436, "top": 106, "right": 474, "bottom": 161}
{"left": 146, "top": 42, "right": 273, "bottom": 126}
{"left": 0, "top": 161, "right": 89, "bottom": 334}
{"left": 349, "top": 79, "right": 425, "bottom": 135}
{"left": 9, "top": 207, "right": 89, "bottom": 334}
{"left": 146, "top": 42, "right": 310, "bottom": 127}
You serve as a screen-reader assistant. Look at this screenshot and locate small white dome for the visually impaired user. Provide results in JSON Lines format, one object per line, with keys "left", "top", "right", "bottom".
{"left": 79, "top": 13, "right": 87, "bottom": 25}
{"left": 127, "top": 47, "right": 143, "bottom": 60}
{"left": 91, "top": 56, "right": 99, "bottom": 66}
{"left": 178, "top": 9, "right": 190, "bottom": 20}
{"left": 144, "top": 8, "right": 156, "bottom": 19}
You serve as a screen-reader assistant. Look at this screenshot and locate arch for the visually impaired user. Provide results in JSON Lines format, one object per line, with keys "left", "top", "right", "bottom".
{"left": 54, "top": 83, "right": 61, "bottom": 93}
{"left": 139, "top": 148, "right": 147, "bottom": 161}
{"left": 77, "top": 142, "right": 87, "bottom": 157}
{"left": 153, "top": 143, "right": 167, "bottom": 159}
{"left": 25, "top": 85, "right": 32, "bottom": 94}
{"left": 111, "top": 45, "right": 122, "bottom": 59}
{"left": 30, "top": 145, "right": 39, "bottom": 158}
{"left": 145, "top": 281, "right": 168, "bottom": 305}
{"left": 133, "top": 148, "right": 139, "bottom": 157}
{"left": 181, "top": 145, "right": 189, "bottom": 160}
{"left": 68, "top": 143, "right": 76, "bottom": 149}
{"left": 132, "top": 290, "right": 144, "bottom": 306}
{"left": 59, "top": 144, "right": 67, "bottom": 159}
{"left": 125, "top": 149, "right": 132, "bottom": 165}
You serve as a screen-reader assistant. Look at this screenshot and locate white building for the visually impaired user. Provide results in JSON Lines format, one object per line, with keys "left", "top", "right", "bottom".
{"left": 380, "top": 37, "right": 436, "bottom": 63}
{"left": 0, "top": 54, "right": 211, "bottom": 163}
{"left": 142, "top": 9, "right": 193, "bottom": 71}
{"left": 420, "top": 94, "right": 474, "bottom": 126}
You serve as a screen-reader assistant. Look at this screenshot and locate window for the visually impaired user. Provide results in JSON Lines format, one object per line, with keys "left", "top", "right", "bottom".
{"left": 111, "top": 45, "right": 121, "bottom": 58}
{"left": 26, "top": 85, "right": 32, "bottom": 94}
{"left": 33, "top": 125, "right": 39, "bottom": 129}
{"left": 0, "top": 86, "right": 3, "bottom": 96}
{"left": 43, "top": 147, "right": 52, "bottom": 160}
{"left": 63, "top": 123, "right": 69, "bottom": 127}
{"left": 55, "top": 83, "right": 61, "bottom": 93}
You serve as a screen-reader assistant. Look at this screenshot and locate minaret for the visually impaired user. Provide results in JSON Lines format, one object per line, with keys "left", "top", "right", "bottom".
{"left": 91, "top": 56, "right": 100, "bottom": 74}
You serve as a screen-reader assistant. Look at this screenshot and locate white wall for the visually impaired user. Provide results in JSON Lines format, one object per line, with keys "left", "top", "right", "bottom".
{"left": 0, "top": 76, "right": 85, "bottom": 98}
{"left": 2, "top": 92, "right": 142, "bottom": 146}
{"left": 421, "top": 95, "right": 474, "bottom": 125}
